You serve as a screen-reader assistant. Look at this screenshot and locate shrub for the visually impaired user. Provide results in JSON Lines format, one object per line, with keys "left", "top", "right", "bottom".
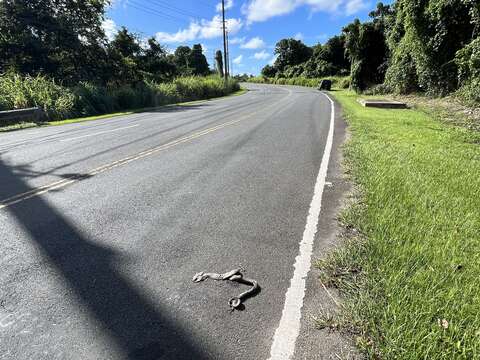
{"left": 0, "top": 73, "right": 76, "bottom": 119}
{"left": 153, "top": 82, "right": 178, "bottom": 105}
{"left": 363, "top": 83, "right": 393, "bottom": 95}
{"left": 456, "top": 78, "right": 480, "bottom": 104}
{"left": 454, "top": 38, "right": 480, "bottom": 105}
{"left": 339, "top": 77, "right": 351, "bottom": 89}
{"left": 74, "top": 82, "right": 115, "bottom": 116}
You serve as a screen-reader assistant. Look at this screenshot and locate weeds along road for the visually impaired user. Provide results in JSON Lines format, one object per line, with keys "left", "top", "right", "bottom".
{"left": 0, "top": 83, "right": 348, "bottom": 360}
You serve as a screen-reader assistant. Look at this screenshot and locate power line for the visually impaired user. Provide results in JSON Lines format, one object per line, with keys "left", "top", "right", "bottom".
{"left": 127, "top": 0, "right": 223, "bottom": 28}
{"left": 127, "top": 0, "right": 193, "bottom": 26}
{"left": 144, "top": 0, "right": 207, "bottom": 21}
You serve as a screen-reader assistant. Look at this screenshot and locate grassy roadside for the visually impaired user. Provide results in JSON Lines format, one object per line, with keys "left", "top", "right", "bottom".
{"left": 0, "top": 88, "right": 247, "bottom": 133}
{"left": 318, "top": 90, "right": 480, "bottom": 358}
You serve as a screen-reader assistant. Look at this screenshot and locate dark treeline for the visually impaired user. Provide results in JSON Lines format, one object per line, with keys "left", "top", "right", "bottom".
{"left": 0, "top": 0, "right": 215, "bottom": 86}
{"left": 261, "top": 1, "right": 479, "bottom": 102}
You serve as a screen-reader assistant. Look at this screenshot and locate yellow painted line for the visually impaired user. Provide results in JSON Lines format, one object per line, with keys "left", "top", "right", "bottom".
{"left": 0, "top": 91, "right": 293, "bottom": 210}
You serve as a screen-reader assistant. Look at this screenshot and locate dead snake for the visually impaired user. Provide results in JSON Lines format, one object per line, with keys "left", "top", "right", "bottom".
{"left": 192, "top": 268, "right": 260, "bottom": 310}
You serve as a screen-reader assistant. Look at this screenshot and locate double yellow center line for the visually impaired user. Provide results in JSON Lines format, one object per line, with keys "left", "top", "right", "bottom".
{"left": 0, "top": 89, "right": 293, "bottom": 210}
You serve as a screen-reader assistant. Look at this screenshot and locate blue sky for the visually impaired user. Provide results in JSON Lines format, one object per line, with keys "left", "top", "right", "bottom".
{"left": 105, "top": 0, "right": 393, "bottom": 75}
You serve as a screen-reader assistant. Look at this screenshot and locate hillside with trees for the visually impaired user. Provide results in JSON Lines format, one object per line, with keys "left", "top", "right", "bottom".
{"left": 258, "top": 1, "right": 479, "bottom": 104}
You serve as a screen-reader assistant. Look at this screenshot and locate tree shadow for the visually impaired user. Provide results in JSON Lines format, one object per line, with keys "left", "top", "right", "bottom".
{"left": 0, "top": 104, "right": 210, "bottom": 153}
{"left": 0, "top": 159, "right": 209, "bottom": 360}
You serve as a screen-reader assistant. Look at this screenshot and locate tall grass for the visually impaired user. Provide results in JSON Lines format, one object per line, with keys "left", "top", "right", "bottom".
{"left": 0, "top": 74, "right": 240, "bottom": 124}
{"left": 0, "top": 74, "right": 76, "bottom": 119}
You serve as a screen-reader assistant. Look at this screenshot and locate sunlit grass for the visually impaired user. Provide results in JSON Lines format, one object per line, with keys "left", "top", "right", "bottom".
{"left": 318, "top": 90, "right": 480, "bottom": 359}
{"left": 0, "top": 85, "right": 246, "bottom": 131}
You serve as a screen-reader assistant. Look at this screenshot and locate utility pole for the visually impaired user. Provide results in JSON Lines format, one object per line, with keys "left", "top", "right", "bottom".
{"left": 221, "top": 0, "right": 228, "bottom": 81}
{"left": 226, "top": 30, "right": 230, "bottom": 77}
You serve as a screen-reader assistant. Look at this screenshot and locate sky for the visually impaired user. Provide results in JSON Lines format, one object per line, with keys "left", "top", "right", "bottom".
{"left": 105, "top": 0, "right": 393, "bottom": 75}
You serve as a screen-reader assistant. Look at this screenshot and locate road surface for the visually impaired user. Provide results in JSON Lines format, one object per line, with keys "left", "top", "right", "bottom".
{"left": 0, "top": 84, "right": 351, "bottom": 359}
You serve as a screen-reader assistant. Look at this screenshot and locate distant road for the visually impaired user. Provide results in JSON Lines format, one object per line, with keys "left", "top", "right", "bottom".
{"left": 0, "top": 84, "right": 345, "bottom": 359}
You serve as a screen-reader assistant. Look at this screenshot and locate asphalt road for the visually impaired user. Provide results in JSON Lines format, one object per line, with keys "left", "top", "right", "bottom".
{"left": 0, "top": 83, "right": 348, "bottom": 360}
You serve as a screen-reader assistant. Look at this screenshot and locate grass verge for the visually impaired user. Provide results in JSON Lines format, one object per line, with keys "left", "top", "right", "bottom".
{"left": 317, "top": 90, "right": 480, "bottom": 359}
{"left": 0, "top": 88, "right": 247, "bottom": 133}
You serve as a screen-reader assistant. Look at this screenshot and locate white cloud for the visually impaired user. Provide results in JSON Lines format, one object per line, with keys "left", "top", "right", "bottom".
{"left": 304, "top": 0, "right": 344, "bottom": 12}
{"left": 294, "top": 32, "right": 304, "bottom": 40}
{"left": 156, "top": 15, "right": 242, "bottom": 43}
{"left": 216, "top": 0, "right": 234, "bottom": 12}
{"left": 243, "top": 0, "right": 297, "bottom": 23}
{"left": 102, "top": 19, "right": 118, "bottom": 41}
{"left": 243, "top": 0, "right": 369, "bottom": 23}
{"left": 253, "top": 50, "right": 270, "bottom": 60}
{"left": 230, "top": 37, "right": 246, "bottom": 45}
{"left": 140, "top": 37, "right": 150, "bottom": 50}
{"left": 233, "top": 55, "right": 243, "bottom": 64}
{"left": 240, "top": 36, "right": 266, "bottom": 49}
{"left": 345, "top": 0, "right": 369, "bottom": 15}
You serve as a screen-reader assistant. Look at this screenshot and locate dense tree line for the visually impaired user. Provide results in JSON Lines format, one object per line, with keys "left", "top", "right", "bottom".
{"left": 0, "top": 0, "right": 214, "bottom": 86}
{"left": 262, "top": 1, "right": 479, "bottom": 101}
{"left": 262, "top": 36, "right": 350, "bottom": 79}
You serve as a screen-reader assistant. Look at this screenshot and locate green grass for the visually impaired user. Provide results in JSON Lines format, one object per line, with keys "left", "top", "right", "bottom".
{"left": 0, "top": 122, "right": 38, "bottom": 133}
{"left": 47, "top": 111, "right": 135, "bottom": 126}
{"left": 0, "top": 88, "right": 247, "bottom": 132}
{"left": 317, "top": 90, "right": 480, "bottom": 359}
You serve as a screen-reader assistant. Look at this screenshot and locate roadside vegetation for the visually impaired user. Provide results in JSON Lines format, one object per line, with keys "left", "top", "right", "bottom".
{"left": 0, "top": 74, "right": 239, "bottom": 125}
{"left": 242, "top": 1, "right": 479, "bottom": 358}
{"left": 317, "top": 90, "right": 480, "bottom": 358}
{"left": 0, "top": 1, "right": 238, "bottom": 128}
{"left": 246, "top": 75, "right": 350, "bottom": 89}
{"left": 247, "top": 1, "right": 478, "bottom": 106}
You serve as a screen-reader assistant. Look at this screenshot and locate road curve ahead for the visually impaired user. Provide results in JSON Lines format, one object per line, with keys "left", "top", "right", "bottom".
{"left": 0, "top": 83, "right": 346, "bottom": 360}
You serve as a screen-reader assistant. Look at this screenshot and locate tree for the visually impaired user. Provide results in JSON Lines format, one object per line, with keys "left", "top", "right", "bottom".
{"left": 273, "top": 38, "right": 313, "bottom": 72}
{"left": 174, "top": 46, "right": 193, "bottom": 75}
{"left": 385, "top": 0, "right": 478, "bottom": 95}
{"left": 107, "top": 28, "right": 143, "bottom": 85}
{"left": 110, "top": 27, "right": 141, "bottom": 59}
{"left": 369, "top": 2, "right": 394, "bottom": 24}
{"left": 140, "top": 38, "right": 176, "bottom": 81}
{"left": 343, "top": 17, "right": 390, "bottom": 91}
{"left": 0, "top": 0, "right": 109, "bottom": 84}
{"left": 302, "top": 35, "right": 350, "bottom": 77}
{"left": 261, "top": 64, "right": 277, "bottom": 78}
{"left": 215, "top": 50, "right": 224, "bottom": 76}
{"left": 189, "top": 44, "right": 210, "bottom": 76}
{"left": 319, "top": 36, "right": 350, "bottom": 74}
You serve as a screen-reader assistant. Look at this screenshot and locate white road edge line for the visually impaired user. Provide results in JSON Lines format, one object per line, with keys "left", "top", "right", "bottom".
{"left": 60, "top": 124, "right": 139, "bottom": 142}
{"left": 268, "top": 92, "right": 335, "bottom": 360}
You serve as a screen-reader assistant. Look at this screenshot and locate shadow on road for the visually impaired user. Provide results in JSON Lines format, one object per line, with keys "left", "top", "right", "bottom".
{"left": 0, "top": 159, "right": 209, "bottom": 360}
{"left": 0, "top": 104, "right": 210, "bottom": 154}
